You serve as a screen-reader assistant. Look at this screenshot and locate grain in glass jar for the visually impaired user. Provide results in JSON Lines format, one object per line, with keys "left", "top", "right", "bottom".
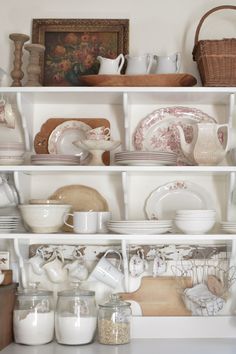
{"left": 98, "top": 294, "right": 131, "bottom": 345}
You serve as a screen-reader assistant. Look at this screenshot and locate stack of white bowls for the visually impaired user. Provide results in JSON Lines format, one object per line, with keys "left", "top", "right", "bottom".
{"left": 0, "top": 143, "right": 25, "bottom": 165}
{"left": 174, "top": 209, "right": 216, "bottom": 234}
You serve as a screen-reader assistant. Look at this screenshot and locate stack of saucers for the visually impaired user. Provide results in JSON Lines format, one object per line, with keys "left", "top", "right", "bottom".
{"left": 31, "top": 154, "right": 80, "bottom": 165}
{"left": 107, "top": 220, "right": 173, "bottom": 234}
{"left": 0, "top": 142, "right": 25, "bottom": 165}
{"left": 0, "top": 215, "right": 22, "bottom": 233}
{"left": 174, "top": 210, "right": 216, "bottom": 234}
{"left": 220, "top": 221, "right": 236, "bottom": 234}
{"left": 114, "top": 151, "right": 177, "bottom": 166}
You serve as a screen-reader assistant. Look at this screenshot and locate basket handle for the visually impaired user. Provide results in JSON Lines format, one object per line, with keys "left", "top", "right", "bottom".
{"left": 194, "top": 5, "right": 236, "bottom": 47}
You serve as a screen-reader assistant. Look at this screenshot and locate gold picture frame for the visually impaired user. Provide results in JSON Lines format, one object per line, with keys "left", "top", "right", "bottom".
{"left": 32, "top": 18, "right": 129, "bottom": 86}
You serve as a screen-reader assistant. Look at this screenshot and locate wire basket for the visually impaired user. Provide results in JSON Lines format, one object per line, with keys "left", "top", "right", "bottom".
{"left": 193, "top": 5, "right": 236, "bottom": 87}
{"left": 172, "top": 257, "right": 236, "bottom": 316}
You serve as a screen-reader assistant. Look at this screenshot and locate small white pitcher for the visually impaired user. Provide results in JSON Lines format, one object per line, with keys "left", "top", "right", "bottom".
{"left": 154, "top": 52, "right": 181, "bottom": 74}
{"left": 125, "top": 54, "right": 154, "bottom": 75}
{"left": 97, "top": 54, "right": 125, "bottom": 75}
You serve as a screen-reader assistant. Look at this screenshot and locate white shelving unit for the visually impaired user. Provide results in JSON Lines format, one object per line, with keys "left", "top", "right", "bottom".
{"left": 0, "top": 86, "right": 236, "bottom": 340}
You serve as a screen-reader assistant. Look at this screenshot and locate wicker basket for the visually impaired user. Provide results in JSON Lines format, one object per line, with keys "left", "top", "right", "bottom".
{"left": 193, "top": 5, "right": 236, "bottom": 87}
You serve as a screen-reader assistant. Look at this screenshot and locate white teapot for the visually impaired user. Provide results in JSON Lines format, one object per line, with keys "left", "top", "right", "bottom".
{"left": 97, "top": 54, "right": 125, "bottom": 75}
{"left": 177, "top": 123, "right": 229, "bottom": 165}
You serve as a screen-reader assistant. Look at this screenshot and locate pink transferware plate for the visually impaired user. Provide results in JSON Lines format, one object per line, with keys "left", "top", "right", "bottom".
{"left": 133, "top": 106, "right": 217, "bottom": 165}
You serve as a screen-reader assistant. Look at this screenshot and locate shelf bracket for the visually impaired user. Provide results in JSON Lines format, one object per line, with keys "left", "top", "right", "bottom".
{"left": 229, "top": 93, "right": 236, "bottom": 149}
{"left": 122, "top": 171, "right": 129, "bottom": 220}
{"left": 16, "top": 92, "right": 30, "bottom": 151}
{"left": 123, "top": 92, "right": 130, "bottom": 150}
{"left": 121, "top": 239, "right": 129, "bottom": 292}
{"left": 13, "top": 238, "right": 28, "bottom": 289}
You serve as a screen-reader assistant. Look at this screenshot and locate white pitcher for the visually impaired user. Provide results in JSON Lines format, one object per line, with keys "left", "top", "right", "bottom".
{"left": 154, "top": 52, "right": 181, "bottom": 74}
{"left": 97, "top": 54, "right": 125, "bottom": 75}
{"left": 125, "top": 54, "right": 154, "bottom": 75}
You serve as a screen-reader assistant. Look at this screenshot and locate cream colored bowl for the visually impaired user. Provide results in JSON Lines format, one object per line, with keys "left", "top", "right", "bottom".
{"left": 19, "top": 204, "right": 71, "bottom": 233}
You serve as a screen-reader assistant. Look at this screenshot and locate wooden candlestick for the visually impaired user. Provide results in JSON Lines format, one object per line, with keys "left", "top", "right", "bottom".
{"left": 9, "top": 33, "right": 30, "bottom": 87}
{"left": 24, "top": 44, "right": 45, "bottom": 86}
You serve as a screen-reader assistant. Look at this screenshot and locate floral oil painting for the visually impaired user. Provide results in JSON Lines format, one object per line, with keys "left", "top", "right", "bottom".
{"left": 32, "top": 19, "right": 129, "bottom": 86}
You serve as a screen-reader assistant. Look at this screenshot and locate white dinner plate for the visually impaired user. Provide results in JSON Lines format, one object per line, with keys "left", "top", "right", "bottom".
{"left": 145, "top": 180, "right": 214, "bottom": 220}
{"left": 48, "top": 120, "right": 92, "bottom": 160}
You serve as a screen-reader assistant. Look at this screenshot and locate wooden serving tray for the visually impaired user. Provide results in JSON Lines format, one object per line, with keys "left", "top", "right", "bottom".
{"left": 34, "top": 118, "right": 110, "bottom": 165}
{"left": 118, "top": 276, "right": 192, "bottom": 316}
{"left": 80, "top": 73, "right": 197, "bottom": 87}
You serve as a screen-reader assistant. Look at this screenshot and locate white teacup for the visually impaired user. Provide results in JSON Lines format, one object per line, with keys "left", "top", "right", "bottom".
{"left": 97, "top": 211, "right": 112, "bottom": 233}
{"left": 29, "top": 255, "right": 45, "bottom": 275}
{"left": 129, "top": 250, "right": 148, "bottom": 277}
{"left": 0, "top": 177, "right": 17, "bottom": 207}
{"left": 64, "top": 211, "right": 98, "bottom": 234}
{"left": 4, "top": 103, "right": 16, "bottom": 129}
{"left": 89, "top": 250, "right": 124, "bottom": 288}
{"left": 85, "top": 126, "right": 111, "bottom": 141}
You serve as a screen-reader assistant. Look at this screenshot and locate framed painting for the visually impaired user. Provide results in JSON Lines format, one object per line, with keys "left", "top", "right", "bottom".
{"left": 32, "top": 18, "right": 129, "bottom": 86}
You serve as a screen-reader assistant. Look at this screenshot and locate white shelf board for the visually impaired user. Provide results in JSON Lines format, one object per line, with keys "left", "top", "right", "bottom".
{"left": 0, "top": 165, "right": 235, "bottom": 174}
{"left": 1, "top": 86, "right": 236, "bottom": 105}
{"left": 1, "top": 233, "right": 234, "bottom": 242}
{"left": 2, "top": 338, "right": 236, "bottom": 354}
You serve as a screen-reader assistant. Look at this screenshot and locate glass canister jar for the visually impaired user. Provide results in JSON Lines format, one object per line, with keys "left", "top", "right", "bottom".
{"left": 98, "top": 294, "right": 131, "bottom": 345}
{"left": 13, "top": 287, "right": 54, "bottom": 345}
{"left": 55, "top": 287, "right": 97, "bottom": 345}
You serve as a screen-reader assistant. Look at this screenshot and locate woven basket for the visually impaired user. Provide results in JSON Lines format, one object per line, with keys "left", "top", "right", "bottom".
{"left": 193, "top": 5, "right": 236, "bottom": 87}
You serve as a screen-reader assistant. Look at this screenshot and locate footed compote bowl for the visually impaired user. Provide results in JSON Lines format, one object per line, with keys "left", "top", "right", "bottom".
{"left": 73, "top": 139, "right": 121, "bottom": 165}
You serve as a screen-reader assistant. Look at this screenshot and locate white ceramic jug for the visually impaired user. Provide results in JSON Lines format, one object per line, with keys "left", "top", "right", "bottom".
{"left": 154, "top": 52, "right": 181, "bottom": 74}
{"left": 125, "top": 54, "right": 154, "bottom": 75}
{"left": 97, "top": 54, "right": 125, "bottom": 75}
{"left": 177, "top": 123, "right": 229, "bottom": 165}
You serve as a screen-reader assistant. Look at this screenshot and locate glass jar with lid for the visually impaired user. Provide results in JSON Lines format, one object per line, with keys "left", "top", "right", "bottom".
{"left": 98, "top": 294, "right": 131, "bottom": 345}
{"left": 13, "top": 285, "right": 54, "bottom": 345}
{"left": 55, "top": 286, "right": 97, "bottom": 345}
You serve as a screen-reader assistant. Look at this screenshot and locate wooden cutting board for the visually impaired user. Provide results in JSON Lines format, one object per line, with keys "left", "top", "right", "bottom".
{"left": 34, "top": 118, "right": 111, "bottom": 165}
{"left": 80, "top": 73, "right": 197, "bottom": 87}
{"left": 118, "top": 276, "right": 192, "bottom": 316}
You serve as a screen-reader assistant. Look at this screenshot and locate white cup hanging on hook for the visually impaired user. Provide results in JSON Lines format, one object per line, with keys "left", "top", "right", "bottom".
{"left": 152, "top": 250, "right": 166, "bottom": 277}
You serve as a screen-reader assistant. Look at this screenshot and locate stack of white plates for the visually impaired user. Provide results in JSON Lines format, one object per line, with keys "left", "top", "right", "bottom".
{"left": 174, "top": 210, "right": 216, "bottom": 234}
{"left": 107, "top": 220, "right": 173, "bottom": 234}
{"left": 0, "top": 143, "right": 25, "bottom": 165}
{"left": 114, "top": 151, "right": 177, "bottom": 166}
{"left": 0, "top": 215, "right": 22, "bottom": 233}
{"left": 31, "top": 154, "right": 80, "bottom": 165}
{"left": 220, "top": 221, "right": 236, "bottom": 234}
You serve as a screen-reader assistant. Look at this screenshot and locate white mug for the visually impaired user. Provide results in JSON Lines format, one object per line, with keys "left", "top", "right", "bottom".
{"left": 0, "top": 99, "right": 5, "bottom": 123}
{"left": 0, "top": 177, "right": 17, "bottom": 207}
{"left": 4, "top": 103, "right": 16, "bottom": 129}
{"left": 64, "top": 211, "right": 98, "bottom": 234}
{"left": 85, "top": 126, "right": 111, "bottom": 141}
{"left": 154, "top": 52, "right": 181, "bottom": 74}
{"left": 97, "top": 54, "right": 125, "bottom": 75}
{"left": 64, "top": 259, "right": 89, "bottom": 281}
{"left": 28, "top": 247, "right": 46, "bottom": 275}
{"left": 129, "top": 250, "right": 148, "bottom": 277}
{"left": 89, "top": 250, "right": 124, "bottom": 288}
{"left": 97, "top": 211, "right": 112, "bottom": 233}
{"left": 125, "top": 54, "right": 154, "bottom": 75}
{"left": 42, "top": 250, "right": 67, "bottom": 283}
{"left": 152, "top": 252, "right": 166, "bottom": 277}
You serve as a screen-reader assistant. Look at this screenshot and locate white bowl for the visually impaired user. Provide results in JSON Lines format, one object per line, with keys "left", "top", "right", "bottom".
{"left": 174, "top": 218, "right": 216, "bottom": 234}
{"left": 19, "top": 204, "right": 71, "bottom": 233}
